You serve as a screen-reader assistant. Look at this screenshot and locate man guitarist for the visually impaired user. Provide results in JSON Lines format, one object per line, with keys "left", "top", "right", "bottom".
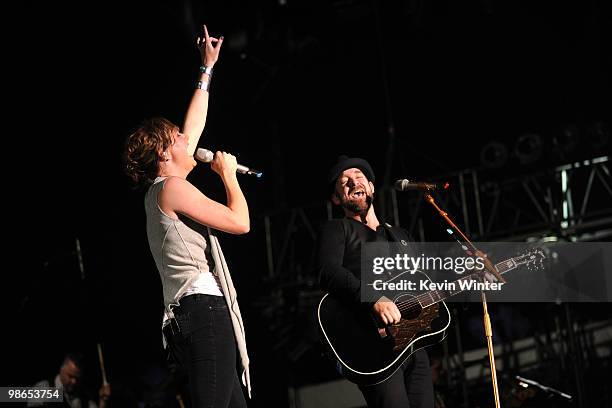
{"left": 316, "top": 155, "right": 434, "bottom": 408}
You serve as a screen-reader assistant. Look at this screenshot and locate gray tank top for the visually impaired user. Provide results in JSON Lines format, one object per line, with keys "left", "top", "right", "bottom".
{"left": 145, "top": 177, "right": 221, "bottom": 317}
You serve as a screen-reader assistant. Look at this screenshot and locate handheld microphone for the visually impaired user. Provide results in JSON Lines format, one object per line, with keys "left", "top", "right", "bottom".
{"left": 394, "top": 179, "right": 449, "bottom": 191}
{"left": 195, "top": 148, "right": 263, "bottom": 178}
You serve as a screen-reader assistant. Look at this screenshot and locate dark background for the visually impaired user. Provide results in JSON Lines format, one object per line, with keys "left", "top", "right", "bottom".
{"left": 7, "top": 0, "right": 611, "bottom": 407}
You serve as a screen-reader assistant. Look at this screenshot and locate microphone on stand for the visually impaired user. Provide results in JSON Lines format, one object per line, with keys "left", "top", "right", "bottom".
{"left": 394, "top": 179, "right": 449, "bottom": 192}
{"left": 195, "top": 148, "right": 263, "bottom": 178}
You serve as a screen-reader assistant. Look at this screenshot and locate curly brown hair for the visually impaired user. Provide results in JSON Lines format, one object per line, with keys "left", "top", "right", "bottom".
{"left": 124, "top": 118, "right": 179, "bottom": 187}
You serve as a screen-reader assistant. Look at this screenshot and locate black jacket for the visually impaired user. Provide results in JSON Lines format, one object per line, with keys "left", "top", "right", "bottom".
{"left": 316, "top": 218, "right": 414, "bottom": 306}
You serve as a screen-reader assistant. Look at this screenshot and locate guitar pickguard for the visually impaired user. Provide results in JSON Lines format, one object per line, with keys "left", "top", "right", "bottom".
{"left": 390, "top": 303, "right": 439, "bottom": 352}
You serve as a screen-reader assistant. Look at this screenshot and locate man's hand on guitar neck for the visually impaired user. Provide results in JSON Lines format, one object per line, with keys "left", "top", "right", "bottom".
{"left": 373, "top": 297, "right": 402, "bottom": 325}
{"left": 482, "top": 271, "right": 500, "bottom": 284}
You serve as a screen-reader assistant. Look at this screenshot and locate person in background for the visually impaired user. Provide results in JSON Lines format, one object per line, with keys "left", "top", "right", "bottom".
{"left": 29, "top": 352, "right": 111, "bottom": 408}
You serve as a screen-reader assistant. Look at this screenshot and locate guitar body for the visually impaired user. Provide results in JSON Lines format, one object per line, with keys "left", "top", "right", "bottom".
{"left": 318, "top": 273, "right": 450, "bottom": 386}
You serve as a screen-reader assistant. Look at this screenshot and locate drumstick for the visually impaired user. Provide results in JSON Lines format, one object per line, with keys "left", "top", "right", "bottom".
{"left": 97, "top": 343, "right": 108, "bottom": 385}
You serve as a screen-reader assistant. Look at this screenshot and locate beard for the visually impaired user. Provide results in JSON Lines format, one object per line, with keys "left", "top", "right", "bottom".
{"left": 340, "top": 193, "right": 373, "bottom": 217}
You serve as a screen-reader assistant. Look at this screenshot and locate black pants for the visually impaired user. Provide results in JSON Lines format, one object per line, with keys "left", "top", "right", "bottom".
{"left": 358, "top": 349, "right": 434, "bottom": 408}
{"left": 167, "top": 294, "right": 247, "bottom": 408}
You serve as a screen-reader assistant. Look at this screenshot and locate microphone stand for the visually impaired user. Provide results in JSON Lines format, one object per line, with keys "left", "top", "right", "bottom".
{"left": 423, "top": 192, "right": 505, "bottom": 408}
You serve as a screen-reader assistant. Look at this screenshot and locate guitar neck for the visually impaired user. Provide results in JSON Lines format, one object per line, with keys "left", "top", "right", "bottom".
{"left": 412, "top": 257, "right": 517, "bottom": 308}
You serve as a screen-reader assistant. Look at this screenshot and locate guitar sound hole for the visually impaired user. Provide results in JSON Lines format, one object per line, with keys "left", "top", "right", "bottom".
{"left": 401, "top": 303, "right": 422, "bottom": 320}
{"left": 395, "top": 297, "right": 422, "bottom": 320}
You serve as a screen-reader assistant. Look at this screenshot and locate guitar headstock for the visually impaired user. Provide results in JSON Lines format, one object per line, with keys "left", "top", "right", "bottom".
{"left": 513, "top": 248, "right": 546, "bottom": 271}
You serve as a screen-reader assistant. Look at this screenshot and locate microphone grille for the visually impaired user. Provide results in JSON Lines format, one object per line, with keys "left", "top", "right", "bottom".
{"left": 195, "top": 148, "right": 214, "bottom": 163}
{"left": 394, "top": 179, "right": 410, "bottom": 191}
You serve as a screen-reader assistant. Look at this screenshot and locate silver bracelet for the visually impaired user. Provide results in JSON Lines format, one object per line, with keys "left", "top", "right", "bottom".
{"left": 199, "top": 65, "right": 213, "bottom": 75}
{"left": 196, "top": 80, "right": 210, "bottom": 92}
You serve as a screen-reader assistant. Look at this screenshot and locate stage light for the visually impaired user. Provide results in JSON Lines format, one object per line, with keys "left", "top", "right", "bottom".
{"left": 514, "top": 133, "right": 543, "bottom": 165}
{"left": 480, "top": 141, "right": 508, "bottom": 169}
{"left": 585, "top": 121, "right": 610, "bottom": 151}
{"left": 552, "top": 124, "right": 579, "bottom": 160}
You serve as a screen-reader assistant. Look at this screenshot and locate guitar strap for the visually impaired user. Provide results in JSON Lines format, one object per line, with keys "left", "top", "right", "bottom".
{"left": 383, "top": 223, "right": 416, "bottom": 254}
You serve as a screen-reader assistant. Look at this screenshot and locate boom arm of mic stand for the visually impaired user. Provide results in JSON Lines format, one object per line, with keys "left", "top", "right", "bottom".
{"left": 423, "top": 193, "right": 505, "bottom": 283}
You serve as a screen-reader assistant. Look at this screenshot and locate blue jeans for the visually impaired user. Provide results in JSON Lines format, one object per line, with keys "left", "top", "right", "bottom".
{"left": 168, "top": 294, "right": 247, "bottom": 408}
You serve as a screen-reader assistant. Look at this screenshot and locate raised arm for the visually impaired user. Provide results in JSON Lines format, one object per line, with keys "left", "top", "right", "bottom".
{"left": 183, "top": 24, "right": 224, "bottom": 156}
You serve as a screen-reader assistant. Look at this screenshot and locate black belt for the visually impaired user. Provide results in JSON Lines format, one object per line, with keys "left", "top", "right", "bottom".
{"left": 173, "top": 293, "right": 225, "bottom": 315}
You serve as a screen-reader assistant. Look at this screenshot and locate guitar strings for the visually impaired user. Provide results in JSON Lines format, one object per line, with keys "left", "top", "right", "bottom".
{"left": 379, "top": 252, "right": 543, "bottom": 316}
{"left": 392, "top": 262, "right": 516, "bottom": 314}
